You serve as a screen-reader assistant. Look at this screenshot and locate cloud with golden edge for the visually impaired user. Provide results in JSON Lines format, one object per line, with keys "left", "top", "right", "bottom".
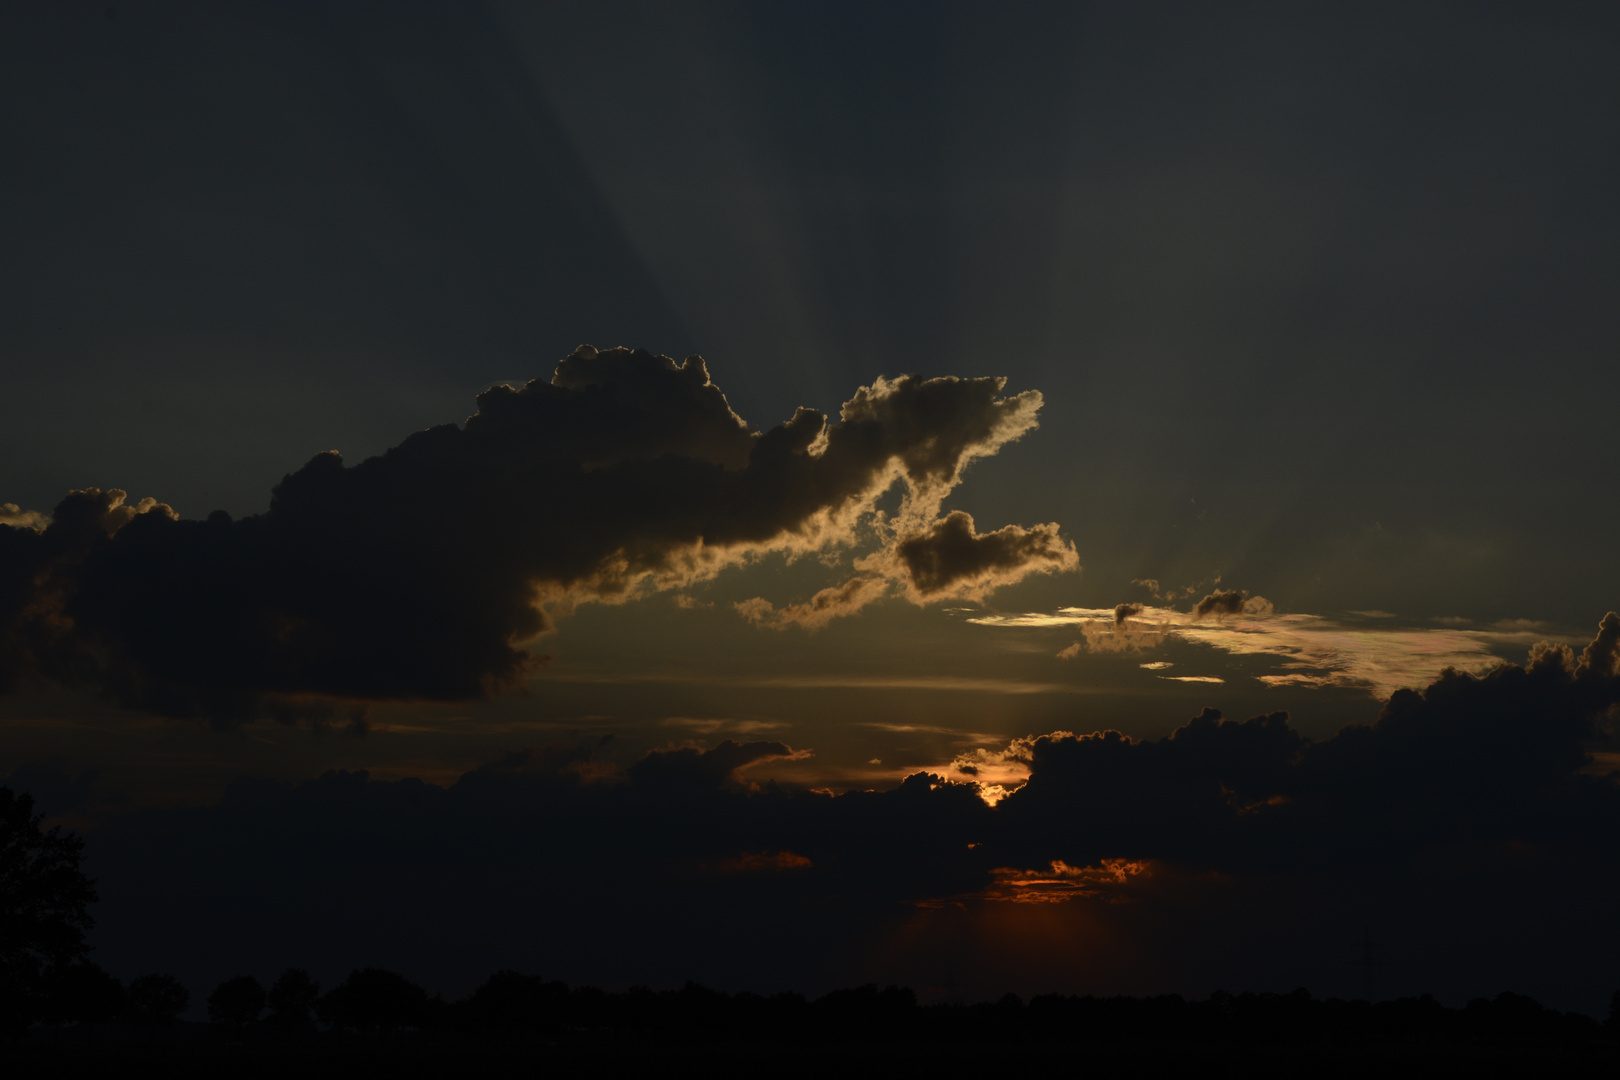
{"left": 0, "top": 347, "right": 1073, "bottom": 720}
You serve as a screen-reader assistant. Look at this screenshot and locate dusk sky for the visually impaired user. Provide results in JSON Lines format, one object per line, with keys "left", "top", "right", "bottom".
{"left": 3, "top": 2, "right": 1619, "bottom": 1016}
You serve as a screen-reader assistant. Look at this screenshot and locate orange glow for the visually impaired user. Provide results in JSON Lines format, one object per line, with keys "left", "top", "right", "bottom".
{"left": 716, "top": 850, "right": 813, "bottom": 874}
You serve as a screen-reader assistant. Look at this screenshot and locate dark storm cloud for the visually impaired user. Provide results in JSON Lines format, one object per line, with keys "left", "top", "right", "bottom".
{"left": 0, "top": 347, "right": 1059, "bottom": 722}
{"left": 69, "top": 616, "right": 1620, "bottom": 1002}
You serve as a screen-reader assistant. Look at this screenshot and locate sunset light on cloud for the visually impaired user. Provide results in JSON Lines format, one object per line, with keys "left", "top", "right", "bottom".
{"left": 973, "top": 604, "right": 1558, "bottom": 699}
{"left": 3, "top": 1, "right": 1619, "bottom": 1045}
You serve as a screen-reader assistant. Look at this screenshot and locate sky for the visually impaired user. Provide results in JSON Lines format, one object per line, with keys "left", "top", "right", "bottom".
{"left": 3, "top": 1, "right": 1619, "bottom": 1014}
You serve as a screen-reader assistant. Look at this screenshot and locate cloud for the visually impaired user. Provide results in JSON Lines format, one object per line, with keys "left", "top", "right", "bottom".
{"left": 734, "top": 575, "right": 891, "bottom": 630}
{"left": 0, "top": 504, "right": 48, "bottom": 531}
{"left": 740, "top": 510, "right": 1079, "bottom": 631}
{"left": 879, "top": 511, "right": 1078, "bottom": 602}
{"left": 1132, "top": 577, "right": 1213, "bottom": 602}
{"left": 625, "top": 739, "right": 801, "bottom": 793}
{"left": 0, "top": 347, "right": 1063, "bottom": 722}
{"left": 41, "top": 615, "right": 1620, "bottom": 1016}
{"left": 659, "top": 717, "right": 788, "bottom": 736}
{"left": 717, "top": 850, "right": 813, "bottom": 874}
{"left": 994, "top": 614, "right": 1620, "bottom": 872}
{"left": 1192, "top": 589, "right": 1273, "bottom": 620}
{"left": 64, "top": 617, "right": 1620, "bottom": 1009}
{"left": 974, "top": 602, "right": 1563, "bottom": 699}
{"left": 1053, "top": 608, "right": 1170, "bottom": 657}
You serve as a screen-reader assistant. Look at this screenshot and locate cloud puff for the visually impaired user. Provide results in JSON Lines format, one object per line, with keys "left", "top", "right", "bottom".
{"left": 1191, "top": 589, "right": 1273, "bottom": 620}
{"left": 0, "top": 347, "right": 1066, "bottom": 721}
{"left": 882, "top": 511, "right": 1078, "bottom": 602}
{"left": 0, "top": 504, "right": 49, "bottom": 530}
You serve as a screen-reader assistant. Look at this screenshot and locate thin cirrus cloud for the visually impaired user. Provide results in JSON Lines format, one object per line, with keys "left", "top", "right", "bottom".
{"left": 973, "top": 596, "right": 1569, "bottom": 699}
{"left": 546, "top": 670, "right": 1080, "bottom": 697}
{"left": 0, "top": 347, "right": 1076, "bottom": 724}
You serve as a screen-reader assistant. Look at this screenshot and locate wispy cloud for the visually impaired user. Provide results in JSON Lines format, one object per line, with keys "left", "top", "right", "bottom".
{"left": 543, "top": 670, "right": 1083, "bottom": 695}
{"left": 972, "top": 605, "right": 1568, "bottom": 699}
{"left": 660, "top": 717, "right": 790, "bottom": 735}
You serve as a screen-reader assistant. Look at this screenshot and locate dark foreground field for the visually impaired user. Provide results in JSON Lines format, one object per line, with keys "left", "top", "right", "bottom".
{"left": 12, "top": 1038, "right": 1620, "bottom": 1080}
{"left": 13, "top": 979, "right": 1620, "bottom": 1077}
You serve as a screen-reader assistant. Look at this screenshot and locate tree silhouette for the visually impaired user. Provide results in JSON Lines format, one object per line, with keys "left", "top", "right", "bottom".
{"left": 464, "top": 969, "right": 568, "bottom": 1035}
{"left": 316, "top": 968, "right": 427, "bottom": 1033}
{"left": 267, "top": 968, "right": 320, "bottom": 1031}
{"left": 208, "top": 974, "right": 266, "bottom": 1028}
{"left": 43, "top": 960, "right": 123, "bottom": 1045}
{"left": 125, "top": 973, "right": 189, "bottom": 1039}
{"left": 0, "top": 786, "right": 98, "bottom": 1039}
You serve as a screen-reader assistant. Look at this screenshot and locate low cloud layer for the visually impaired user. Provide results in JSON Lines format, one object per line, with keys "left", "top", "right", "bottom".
{"left": 51, "top": 614, "right": 1620, "bottom": 1008}
{"left": 0, "top": 348, "right": 1074, "bottom": 722}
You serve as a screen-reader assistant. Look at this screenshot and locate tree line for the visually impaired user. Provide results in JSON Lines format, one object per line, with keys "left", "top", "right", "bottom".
{"left": 4, "top": 784, "right": 1619, "bottom": 1048}
{"left": 12, "top": 965, "right": 1620, "bottom": 1049}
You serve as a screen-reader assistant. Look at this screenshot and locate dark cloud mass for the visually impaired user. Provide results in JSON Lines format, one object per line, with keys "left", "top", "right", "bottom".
{"left": 0, "top": 347, "right": 1066, "bottom": 722}
{"left": 73, "top": 615, "right": 1620, "bottom": 1007}
{"left": 1191, "top": 588, "right": 1270, "bottom": 620}
{"left": 1000, "top": 614, "right": 1620, "bottom": 872}
{"left": 890, "top": 510, "right": 1078, "bottom": 600}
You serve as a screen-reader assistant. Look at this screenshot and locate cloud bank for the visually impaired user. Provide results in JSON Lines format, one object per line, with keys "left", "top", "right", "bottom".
{"left": 0, "top": 347, "right": 1074, "bottom": 722}
{"left": 58, "top": 615, "right": 1620, "bottom": 1008}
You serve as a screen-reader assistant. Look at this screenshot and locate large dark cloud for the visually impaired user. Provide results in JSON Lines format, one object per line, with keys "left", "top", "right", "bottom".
{"left": 0, "top": 347, "right": 1068, "bottom": 722}
{"left": 56, "top": 615, "right": 1620, "bottom": 1008}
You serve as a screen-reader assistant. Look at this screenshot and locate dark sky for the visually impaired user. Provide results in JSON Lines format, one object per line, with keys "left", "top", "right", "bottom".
{"left": 2, "top": 1, "right": 1618, "bottom": 1014}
